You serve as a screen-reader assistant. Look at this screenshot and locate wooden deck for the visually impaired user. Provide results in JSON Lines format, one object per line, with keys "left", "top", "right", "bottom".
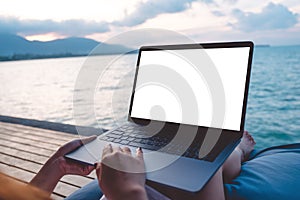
{"left": 0, "top": 121, "right": 97, "bottom": 199}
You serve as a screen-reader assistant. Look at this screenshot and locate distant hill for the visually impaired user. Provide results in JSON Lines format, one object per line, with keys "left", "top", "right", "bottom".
{"left": 0, "top": 33, "right": 134, "bottom": 61}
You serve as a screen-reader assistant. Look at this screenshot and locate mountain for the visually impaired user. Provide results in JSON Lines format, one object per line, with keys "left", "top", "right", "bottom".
{"left": 0, "top": 33, "right": 133, "bottom": 60}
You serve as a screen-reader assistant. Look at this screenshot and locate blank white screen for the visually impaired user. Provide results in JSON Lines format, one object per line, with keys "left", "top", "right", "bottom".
{"left": 130, "top": 47, "right": 250, "bottom": 131}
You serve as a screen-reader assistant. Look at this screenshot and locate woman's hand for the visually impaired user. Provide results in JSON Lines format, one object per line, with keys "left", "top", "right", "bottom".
{"left": 50, "top": 136, "right": 96, "bottom": 176}
{"left": 96, "top": 144, "right": 147, "bottom": 200}
{"left": 30, "top": 136, "right": 96, "bottom": 193}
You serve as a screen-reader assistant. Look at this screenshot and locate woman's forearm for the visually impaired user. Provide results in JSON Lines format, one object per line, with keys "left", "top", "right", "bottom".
{"left": 30, "top": 158, "right": 63, "bottom": 193}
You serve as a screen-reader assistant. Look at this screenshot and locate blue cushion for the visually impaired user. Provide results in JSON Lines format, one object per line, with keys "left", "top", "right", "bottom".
{"left": 224, "top": 144, "right": 300, "bottom": 200}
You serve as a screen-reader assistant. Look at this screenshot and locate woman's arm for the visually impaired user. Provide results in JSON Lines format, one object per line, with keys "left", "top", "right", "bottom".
{"left": 30, "top": 136, "right": 96, "bottom": 193}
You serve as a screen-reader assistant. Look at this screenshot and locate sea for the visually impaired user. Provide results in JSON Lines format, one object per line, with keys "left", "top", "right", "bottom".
{"left": 0, "top": 46, "right": 299, "bottom": 149}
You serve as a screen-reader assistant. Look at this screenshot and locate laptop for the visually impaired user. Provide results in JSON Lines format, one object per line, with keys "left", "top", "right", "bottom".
{"left": 66, "top": 41, "right": 254, "bottom": 192}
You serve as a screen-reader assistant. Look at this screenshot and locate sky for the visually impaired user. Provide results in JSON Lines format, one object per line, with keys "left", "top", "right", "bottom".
{"left": 0, "top": 0, "right": 299, "bottom": 45}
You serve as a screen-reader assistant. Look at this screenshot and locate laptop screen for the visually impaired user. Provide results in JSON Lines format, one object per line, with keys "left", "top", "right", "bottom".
{"left": 129, "top": 43, "right": 252, "bottom": 131}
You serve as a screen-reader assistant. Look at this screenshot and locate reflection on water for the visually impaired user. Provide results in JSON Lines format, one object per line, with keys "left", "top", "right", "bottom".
{"left": 0, "top": 46, "right": 299, "bottom": 149}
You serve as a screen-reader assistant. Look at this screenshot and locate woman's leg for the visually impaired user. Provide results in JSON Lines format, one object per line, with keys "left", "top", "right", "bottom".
{"left": 222, "top": 131, "right": 256, "bottom": 183}
{"left": 193, "top": 131, "right": 256, "bottom": 200}
{"left": 148, "top": 131, "right": 256, "bottom": 200}
{"left": 194, "top": 167, "right": 225, "bottom": 200}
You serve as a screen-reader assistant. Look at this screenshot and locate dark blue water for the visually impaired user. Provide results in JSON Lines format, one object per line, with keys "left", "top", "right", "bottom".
{"left": 245, "top": 46, "right": 300, "bottom": 148}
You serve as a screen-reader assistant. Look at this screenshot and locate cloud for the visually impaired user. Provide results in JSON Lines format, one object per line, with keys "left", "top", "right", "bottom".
{"left": 0, "top": 0, "right": 214, "bottom": 37}
{"left": 114, "top": 0, "right": 212, "bottom": 27}
{"left": 231, "top": 2, "right": 298, "bottom": 32}
{"left": 3, "top": 0, "right": 298, "bottom": 45}
{"left": 224, "top": 0, "right": 238, "bottom": 4}
{"left": 211, "top": 10, "right": 225, "bottom": 17}
{"left": 0, "top": 16, "right": 110, "bottom": 36}
{"left": 187, "top": 25, "right": 300, "bottom": 46}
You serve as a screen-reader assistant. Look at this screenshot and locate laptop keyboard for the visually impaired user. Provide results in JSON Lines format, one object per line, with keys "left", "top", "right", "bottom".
{"left": 99, "top": 124, "right": 216, "bottom": 162}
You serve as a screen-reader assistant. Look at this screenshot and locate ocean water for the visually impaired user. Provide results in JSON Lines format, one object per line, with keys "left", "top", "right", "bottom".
{"left": 245, "top": 46, "right": 300, "bottom": 148}
{"left": 0, "top": 46, "right": 299, "bottom": 149}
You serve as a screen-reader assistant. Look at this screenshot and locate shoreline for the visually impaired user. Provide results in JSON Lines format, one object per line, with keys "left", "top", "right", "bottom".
{"left": 0, "top": 51, "right": 138, "bottom": 62}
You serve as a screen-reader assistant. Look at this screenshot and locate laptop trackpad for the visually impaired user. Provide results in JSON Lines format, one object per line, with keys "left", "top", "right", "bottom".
{"left": 144, "top": 149, "right": 216, "bottom": 192}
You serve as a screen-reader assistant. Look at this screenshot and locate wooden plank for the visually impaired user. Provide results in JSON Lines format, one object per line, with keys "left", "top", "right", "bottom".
{"left": 61, "top": 175, "right": 94, "bottom": 187}
{"left": 89, "top": 170, "right": 97, "bottom": 179}
{"left": 0, "top": 145, "right": 48, "bottom": 164}
{"left": 54, "top": 182, "right": 80, "bottom": 197}
{"left": 51, "top": 194, "right": 65, "bottom": 200}
{"left": 0, "top": 126, "right": 74, "bottom": 143}
{"left": 0, "top": 162, "right": 35, "bottom": 182}
{"left": 0, "top": 152, "right": 42, "bottom": 173}
{"left": 0, "top": 128, "right": 66, "bottom": 145}
{"left": 0, "top": 133, "right": 60, "bottom": 150}
{"left": 0, "top": 138, "right": 55, "bottom": 156}
{"left": 0, "top": 122, "right": 78, "bottom": 140}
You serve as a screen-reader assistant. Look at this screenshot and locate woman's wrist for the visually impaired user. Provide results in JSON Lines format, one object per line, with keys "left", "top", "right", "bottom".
{"left": 30, "top": 158, "right": 64, "bottom": 193}
{"left": 118, "top": 185, "right": 148, "bottom": 200}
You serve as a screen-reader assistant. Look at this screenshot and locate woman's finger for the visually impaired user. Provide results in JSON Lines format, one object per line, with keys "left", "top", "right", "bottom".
{"left": 81, "top": 135, "right": 97, "bottom": 145}
{"left": 123, "top": 147, "right": 132, "bottom": 155}
{"left": 94, "top": 162, "right": 102, "bottom": 180}
{"left": 63, "top": 157, "right": 95, "bottom": 175}
{"left": 118, "top": 146, "right": 124, "bottom": 152}
{"left": 94, "top": 162, "right": 101, "bottom": 170}
{"left": 136, "top": 147, "right": 143, "bottom": 160}
{"left": 84, "top": 165, "right": 95, "bottom": 175}
{"left": 102, "top": 143, "right": 113, "bottom": 159}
